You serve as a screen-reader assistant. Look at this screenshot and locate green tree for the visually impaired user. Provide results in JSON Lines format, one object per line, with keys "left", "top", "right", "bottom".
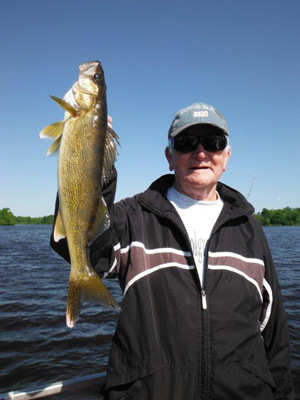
{"left": 0, "top": 209, "right": 54, "bottom": 225}
{"left": 0, "top": 208, "right": 15, "bottom": 225}
{"left": 255, "top": 207, "right": 300, "bottom": 226}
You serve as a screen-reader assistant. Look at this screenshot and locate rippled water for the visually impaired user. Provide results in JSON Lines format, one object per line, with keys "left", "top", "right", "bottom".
{"left": 0, "top": 225, "right": 121, "bottom": 396}
{"left": 0, "top": 225, "right": 299, "bottom": 397}
{"left": 263, "top": 226, "right": 300, "bottom": 396}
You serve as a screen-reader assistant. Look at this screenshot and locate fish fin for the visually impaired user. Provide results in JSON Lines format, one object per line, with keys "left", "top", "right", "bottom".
{"left": 66, "top": 268, "right": 120, "bottom": 328}
{"left": 102, "top": 126, "right": 120, "bottom": 183}
{"left": 50, "top": 95, "right": 79, "bottom": 117}
{"left": 46, "top": 135, "right": 62, "bottom": 156}
{"left": 39, "top": 121, "right": 64, "bottom": 140}
{"left": 53, "top": 209, "right": 66, "bottom": 242}
{"left": 87, "top": 196, "right": 110, "bottom": 245}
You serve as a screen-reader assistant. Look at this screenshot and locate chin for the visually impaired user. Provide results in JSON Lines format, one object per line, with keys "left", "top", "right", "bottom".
{"left": 186, "top": 177, "right": 211, "bottom": 188}
{"left": 188, "top": 170, "right": 213, "bottom": 184}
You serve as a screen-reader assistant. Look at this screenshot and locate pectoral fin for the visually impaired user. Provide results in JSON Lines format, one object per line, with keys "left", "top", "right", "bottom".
{"left": 46, "top": 136, "right": 62, "bottom": 156}
{"left": 53, "top": 209, "right": 66, "bottom": 242}
{"left": 40, "top": 121, "right": 64, "bottom": 140}
{"left": 50, "top": 95, "right": 79, "bottom": 117}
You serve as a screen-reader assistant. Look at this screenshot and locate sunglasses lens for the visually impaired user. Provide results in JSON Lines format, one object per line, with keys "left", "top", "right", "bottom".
{"left": 202, "top": 135, "right": 227, "bottom": 152}
{"left": 172, "top": 135, "right": 199, "bottom": 152}
{"left": 172, "top": 134, "right": 227, "bottom": 153}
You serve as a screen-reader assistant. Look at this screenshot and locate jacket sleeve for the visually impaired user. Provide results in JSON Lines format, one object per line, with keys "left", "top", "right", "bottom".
{"left": 50, "top": 166, "right": 119, "bottom": 275}
{"left": 256, "top": 222, "right": 294, "bottom": 399}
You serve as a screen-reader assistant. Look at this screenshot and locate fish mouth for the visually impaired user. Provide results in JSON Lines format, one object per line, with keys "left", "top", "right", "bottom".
{"left": 79, "top": 60, "right": 102, "bottom": 73}
{"left": 79, "top": 61, "right": 104, "bottom": 81}
{"left": 76, "top": 61, "right": 106, "bottom": 96}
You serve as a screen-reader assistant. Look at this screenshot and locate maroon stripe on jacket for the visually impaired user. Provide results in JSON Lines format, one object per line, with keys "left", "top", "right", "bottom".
{"left": 208, "top": 252, "right": 265, "bottom": 296}
{"left": 113, "top": 243, "right": 194, "bottom": 295}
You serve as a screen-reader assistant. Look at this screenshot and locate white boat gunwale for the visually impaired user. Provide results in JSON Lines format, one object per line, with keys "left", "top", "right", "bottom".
{"left": 0, "top": 372, "right": 106, "bottom": 400}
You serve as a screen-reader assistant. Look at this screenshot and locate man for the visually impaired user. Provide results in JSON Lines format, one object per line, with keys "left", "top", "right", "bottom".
{"left": 51, "top": 102, "right": 294, "bottom": 399}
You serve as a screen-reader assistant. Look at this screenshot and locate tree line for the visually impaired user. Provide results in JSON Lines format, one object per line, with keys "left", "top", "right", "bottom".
{"left": 0, "top": 208, "right": 54, "bottom": 225}
{"left": 0, "top": 207, "right": 299, "bottom": 226}
{"left": 255, "top": 207, "right": 300, "bottom": 226}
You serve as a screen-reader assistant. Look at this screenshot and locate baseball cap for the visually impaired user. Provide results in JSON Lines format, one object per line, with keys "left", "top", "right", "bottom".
{"left": 168, "top": 102, "right": 229, "bottom": 138}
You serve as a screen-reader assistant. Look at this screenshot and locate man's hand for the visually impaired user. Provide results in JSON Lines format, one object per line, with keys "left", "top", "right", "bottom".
{"left": 108, "top": 115, "right": 113, "bottom": 129}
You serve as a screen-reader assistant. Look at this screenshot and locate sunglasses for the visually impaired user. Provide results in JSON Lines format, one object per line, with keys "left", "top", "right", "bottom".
{"left": 169, "top": 134, "right": 228, "bottom": 153}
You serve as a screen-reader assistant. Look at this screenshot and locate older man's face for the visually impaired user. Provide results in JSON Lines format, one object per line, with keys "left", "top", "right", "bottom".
{"left": 165, "top": 133, "right": 231, "bottom": 201}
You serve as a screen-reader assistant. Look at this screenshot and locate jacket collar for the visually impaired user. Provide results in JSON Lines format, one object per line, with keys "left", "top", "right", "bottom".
{"left": 138, "top": 174, "right": 254, "bottom": 224}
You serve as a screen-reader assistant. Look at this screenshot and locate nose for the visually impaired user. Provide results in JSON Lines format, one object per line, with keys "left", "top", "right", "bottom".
{"left": 192, "top": 144, "right": 207, "bottom": 158}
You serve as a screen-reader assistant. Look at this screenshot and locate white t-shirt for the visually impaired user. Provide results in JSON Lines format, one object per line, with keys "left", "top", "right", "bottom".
{"left": 166, "top": 186, "right": 223, "bottom": 286}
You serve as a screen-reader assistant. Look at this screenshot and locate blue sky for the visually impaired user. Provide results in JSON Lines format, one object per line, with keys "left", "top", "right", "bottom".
{"left": 1, "top": 0, "right": 299, "bottom": 217}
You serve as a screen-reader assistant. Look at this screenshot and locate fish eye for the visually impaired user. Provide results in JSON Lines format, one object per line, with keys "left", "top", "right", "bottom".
{"left": 93, "top": 74, "right": 101, "bottom": 82}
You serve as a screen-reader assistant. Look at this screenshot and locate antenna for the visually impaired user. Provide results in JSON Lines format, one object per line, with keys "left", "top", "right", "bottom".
{"left": 247, "top": 175, "right": 257, "bottom": 200}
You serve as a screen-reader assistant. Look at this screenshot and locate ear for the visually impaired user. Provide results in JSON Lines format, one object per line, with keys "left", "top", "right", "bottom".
{"left": 165, "top": 146, "right": 174, "bottom": 171}
{"left": 223, "top": 147, "right": 231, "bottom": 171}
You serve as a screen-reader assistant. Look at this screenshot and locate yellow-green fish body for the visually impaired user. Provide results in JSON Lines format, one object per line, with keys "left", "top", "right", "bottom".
{"left": 40, "top": 61, "right": 120, "bottom": 328}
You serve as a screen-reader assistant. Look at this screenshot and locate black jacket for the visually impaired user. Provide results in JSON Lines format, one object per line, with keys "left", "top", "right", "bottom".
{"left": 51, "top": 171, "right": 294, "bottom": 400}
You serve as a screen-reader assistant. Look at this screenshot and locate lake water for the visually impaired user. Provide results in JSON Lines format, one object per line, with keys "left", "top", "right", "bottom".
{"left": 0, "top": 225, "right": 299, "bottom": 397}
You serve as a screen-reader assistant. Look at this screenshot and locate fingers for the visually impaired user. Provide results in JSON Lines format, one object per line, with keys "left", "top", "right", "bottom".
{"left": 108, "top": 115, "right": 113, "bottom": 129}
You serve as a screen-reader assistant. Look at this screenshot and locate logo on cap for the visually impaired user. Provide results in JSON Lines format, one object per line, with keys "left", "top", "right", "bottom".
{"left": 194, "top": 111, "right": 209, "bottom": 118}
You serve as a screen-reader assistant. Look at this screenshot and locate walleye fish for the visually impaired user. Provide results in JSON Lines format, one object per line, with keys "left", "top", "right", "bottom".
{"left": 40, "top": 61, "right": 120, "bottom": 328}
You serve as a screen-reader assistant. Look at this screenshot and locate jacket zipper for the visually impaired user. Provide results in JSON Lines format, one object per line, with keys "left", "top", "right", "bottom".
{"left": 201, "top": 290, "right": 207, "bottom": 310}
{"left": 199, "top": 236, "right": 212, "bottom": 310}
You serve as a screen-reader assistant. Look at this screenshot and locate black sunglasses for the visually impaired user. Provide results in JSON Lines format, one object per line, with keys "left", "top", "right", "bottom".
{"left": 169, "top": 134, "right": 228, "bottom": 153}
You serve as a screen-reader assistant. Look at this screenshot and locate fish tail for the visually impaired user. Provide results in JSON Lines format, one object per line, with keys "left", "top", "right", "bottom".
{"left": 66, "top": 267, "right": 120, "bottom": 328}
{"left": 66, "top": 278, "right": 83, "bottom": 328}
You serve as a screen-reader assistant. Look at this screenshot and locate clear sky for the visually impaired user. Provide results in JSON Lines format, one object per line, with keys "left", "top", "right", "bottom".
{"left": 1, "top": 0, "right": 299, "bottom": 217}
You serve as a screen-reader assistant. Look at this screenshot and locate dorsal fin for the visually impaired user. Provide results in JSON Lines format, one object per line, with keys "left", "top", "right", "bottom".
{"left": 102, "top": 126, "right": 120, "bottom": 183}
